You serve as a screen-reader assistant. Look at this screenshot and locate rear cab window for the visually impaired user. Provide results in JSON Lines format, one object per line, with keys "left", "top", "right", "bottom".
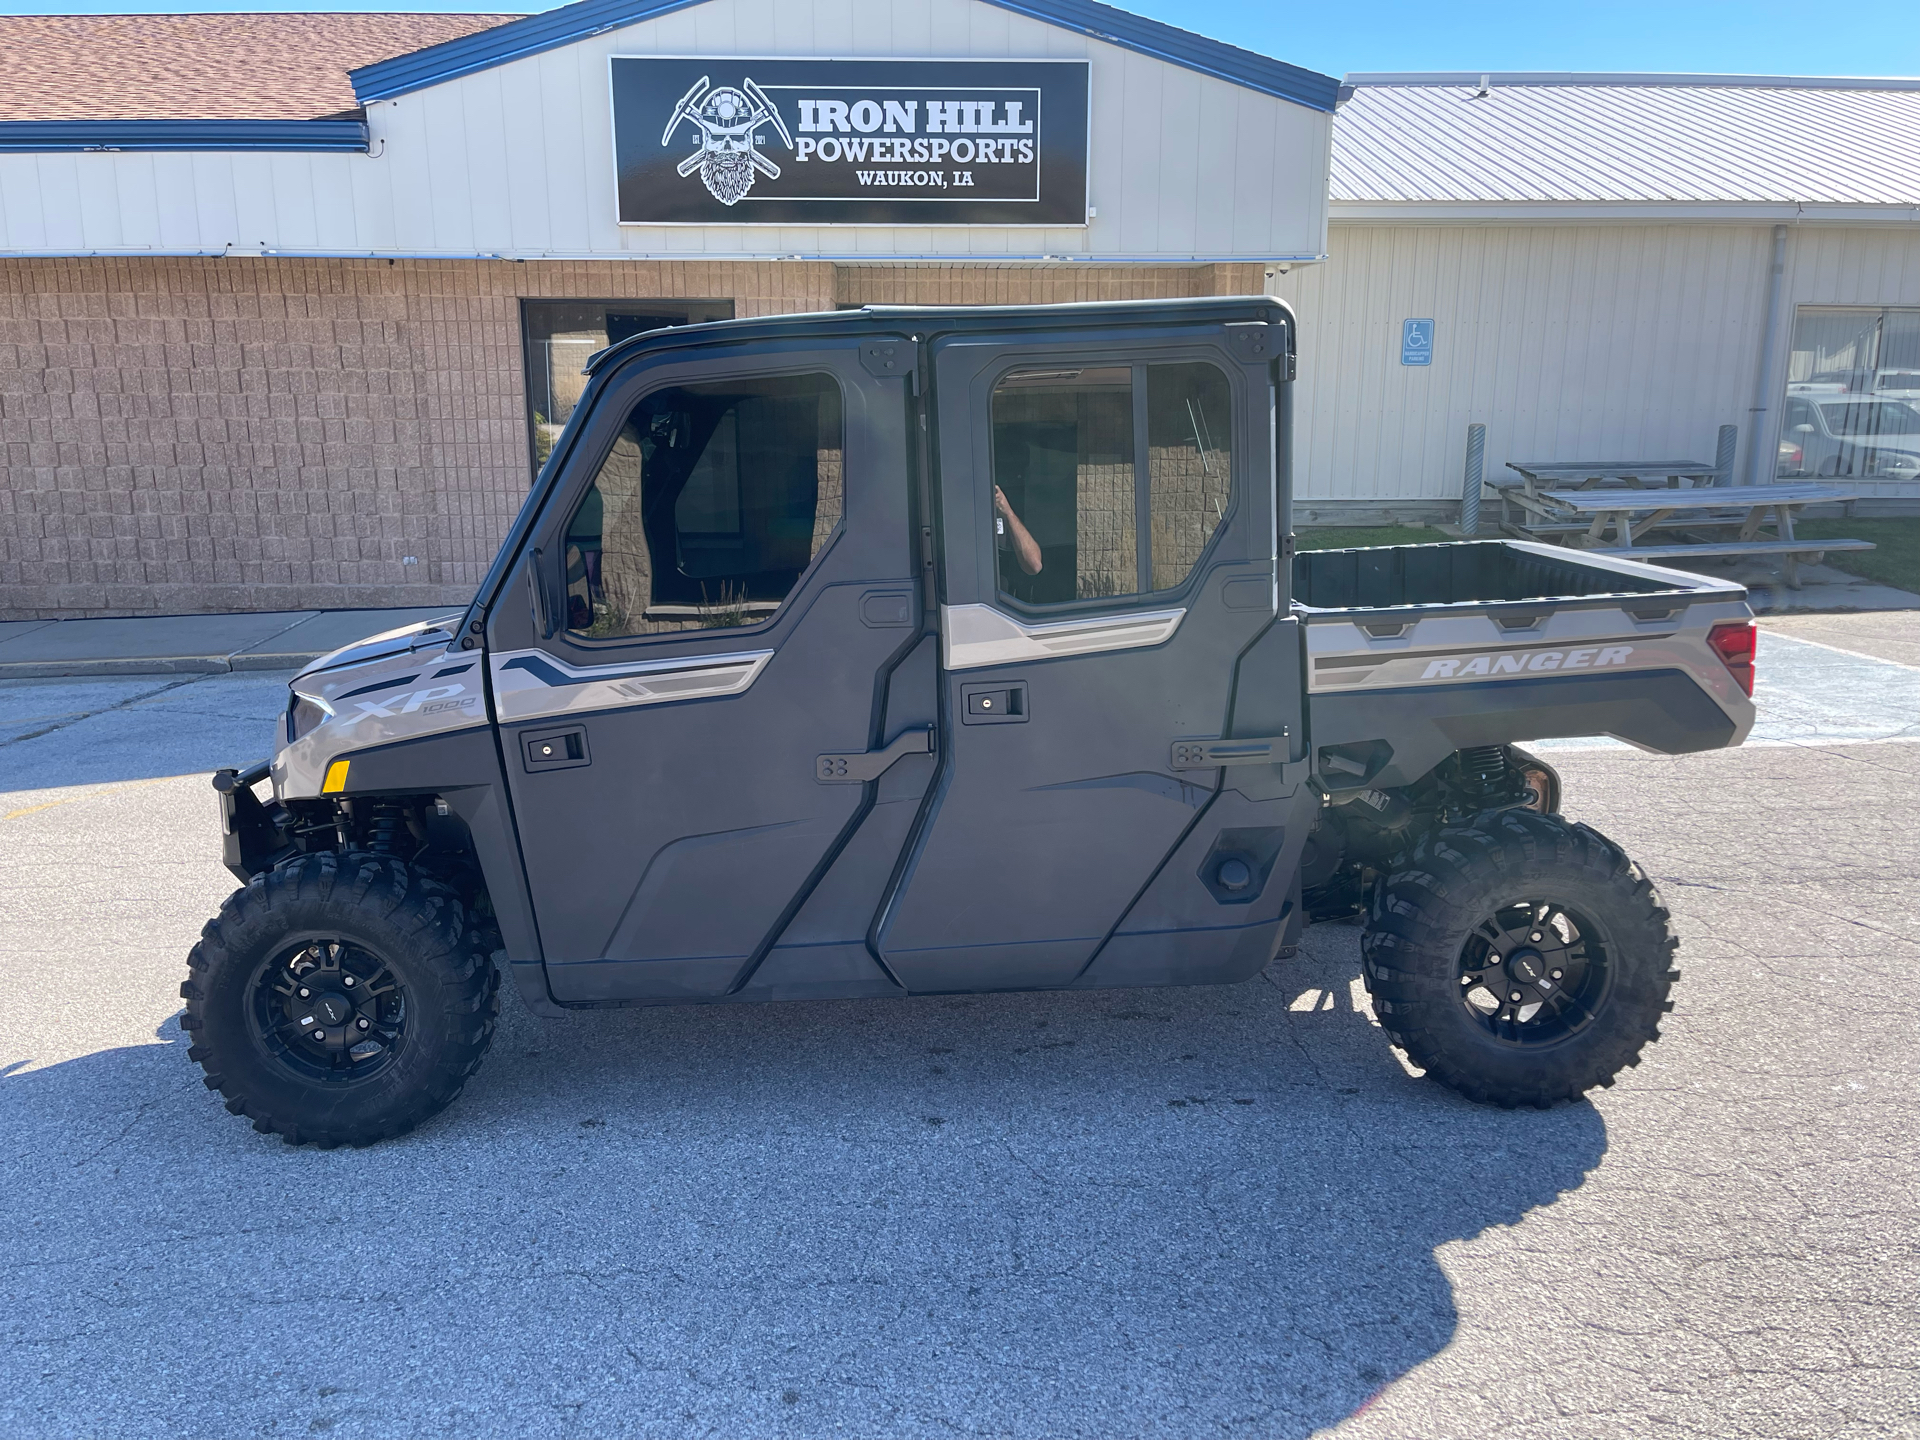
{"left": 989, "top": 361, "right": 1233, "bottom": 609}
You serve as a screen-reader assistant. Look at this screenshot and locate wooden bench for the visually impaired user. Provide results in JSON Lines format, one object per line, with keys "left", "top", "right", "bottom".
{"left": 1591, "top": 539, "right": 1874, "bottom": 558}
{"left": 1495, "top": 460, "right": 1722, "bottom": 530}
{"left": 1590, "top": 539, "right": 1875, "bottom": 584}
{"left": 1506, "top": 460, "right": 1722, "bottom": 488}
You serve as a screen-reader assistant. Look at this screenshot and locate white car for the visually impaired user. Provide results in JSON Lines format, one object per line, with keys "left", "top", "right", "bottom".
{"left": 1779, "top": 394, "right": 1920, "bottom": 480}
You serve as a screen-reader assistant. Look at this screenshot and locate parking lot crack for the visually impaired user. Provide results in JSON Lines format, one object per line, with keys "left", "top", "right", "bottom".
{"left": 0, "top": 674, "right": 213, "bottom": 749}
{"left": 70, "top": 1098, "right": 163, "bottom": 1171}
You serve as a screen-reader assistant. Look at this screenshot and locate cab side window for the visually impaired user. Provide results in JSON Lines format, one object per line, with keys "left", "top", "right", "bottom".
{"left": 991, "top": 366, "right": 1135, "bottom": 605}
{"left": 990, "top": 361, "right": 1232, "bottom": 607}
{"left": 564, "top": 373, "right": 843, "bottom": 637}
{"left": 1147, "top": 363, "right": 1234, "bottom": 591}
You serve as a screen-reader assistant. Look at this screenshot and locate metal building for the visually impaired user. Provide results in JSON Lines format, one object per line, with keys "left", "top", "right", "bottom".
{"left": 1, "top": 7, "right": 1916, "bottom": 619}
{"left": 0, "top": 0, "right": 1336, "bottom": 618}
{"left": 1289, "top": 72, "right": 1920, "bottom": 521}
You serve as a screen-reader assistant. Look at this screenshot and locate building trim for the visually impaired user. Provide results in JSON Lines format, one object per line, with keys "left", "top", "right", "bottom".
{"left": 0, "top": 247, "right": 1326, "bottom": 264}
{"left": 0, "top": 119, "right": 370, "bottom": 153}
{"left": 347, "top": 0, "right": 1339, "bottom": 111}
{"left": 1329, "top": 201, "right": 1920, "bottom": 225}
{"left": 1344, "top": 71, "right": 1920, "bottom": 92}
{"left": 982, "top": 0, "right": 1337, "bottom": 110}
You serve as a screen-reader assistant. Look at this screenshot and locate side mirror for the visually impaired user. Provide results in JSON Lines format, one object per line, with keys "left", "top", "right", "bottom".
{"left": 1792, "top": 424, "right": 1816, "bottom": 434}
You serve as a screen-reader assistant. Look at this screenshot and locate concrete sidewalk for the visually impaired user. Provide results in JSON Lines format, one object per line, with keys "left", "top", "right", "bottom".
{"left": 0, "top": 607, "right": 458, "bottom": 679}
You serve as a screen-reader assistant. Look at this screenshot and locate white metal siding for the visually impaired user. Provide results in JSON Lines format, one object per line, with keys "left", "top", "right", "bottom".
{"left": 1272, "top": 223, "right": 1920, "bottom": 503}
{"left": 0, "top": 0, "right": 1331, "bottom": 262}
{"left": 1787, "top": 225, "right": 1920, "bottom": 305}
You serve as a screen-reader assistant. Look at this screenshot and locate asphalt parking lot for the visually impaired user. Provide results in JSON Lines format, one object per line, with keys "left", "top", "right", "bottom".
{"left": 1, "top": 623, "right": 1915, "bottom": 1439}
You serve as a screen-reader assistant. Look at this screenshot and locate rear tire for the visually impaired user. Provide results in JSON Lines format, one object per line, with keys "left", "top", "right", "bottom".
{"left": 179, "top": 852, "right": 500, "bottom": 1147}
{"left": 1361, "top": 809, "right": 1678, "bottom": 1108}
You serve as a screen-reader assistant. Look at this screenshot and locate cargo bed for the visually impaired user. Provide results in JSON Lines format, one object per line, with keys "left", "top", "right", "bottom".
{"left": 1291, "top": 540, "right": 1756, "bottom": 789}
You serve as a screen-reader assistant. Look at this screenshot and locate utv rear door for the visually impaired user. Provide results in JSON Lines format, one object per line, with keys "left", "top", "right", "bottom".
{"left": 486, "top": 335, "right": 933, "bottom": 1004}
{"left": 876, "top": 318, "right": 1306, "bottom": 991}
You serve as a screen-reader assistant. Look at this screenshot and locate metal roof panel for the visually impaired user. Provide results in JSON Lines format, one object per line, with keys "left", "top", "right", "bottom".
{"left": 1332, "top": 77, "right": 1920, "bottom": 206}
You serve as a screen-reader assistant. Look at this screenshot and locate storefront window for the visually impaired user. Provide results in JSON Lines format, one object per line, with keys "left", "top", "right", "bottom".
{"left": 522, "top": 299, "right": 733, "bottom": 477}
{"left": 1778, "top": 306, "right": 1920, "bottom": 481}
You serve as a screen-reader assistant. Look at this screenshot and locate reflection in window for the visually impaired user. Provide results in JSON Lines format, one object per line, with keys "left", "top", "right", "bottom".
{"left": 1148, "top": 363, "right": 1234, "bottom": 591}
{"left": 563, "top": 373, "right": 843, "bottom": 637}
{"left": 1779, "top": 306, "right": 1920, "bottom": 482}
{"left": 522, "top": 299, "right": 733, "bottom": 476}
{"left": 989, "top": 361, "right": 1234, "bottom": 606}
{"left": 991, "top": 367, "right": 1135, "bottom": 605}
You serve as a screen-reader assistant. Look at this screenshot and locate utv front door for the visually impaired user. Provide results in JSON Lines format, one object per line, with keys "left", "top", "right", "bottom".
{"left": 877, "top": 319, "right": 1307, "bottom": 991}
{"left": 487, "top": 337, "right": 932, "bottom": 1003}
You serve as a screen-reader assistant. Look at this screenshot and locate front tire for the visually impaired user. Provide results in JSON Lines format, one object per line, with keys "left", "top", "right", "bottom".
{"left": 1361, "top": 810, "right": 1678, "bottom": 1108}
{"left": 179, "top": 853, "right": 500, "bottom": 1146}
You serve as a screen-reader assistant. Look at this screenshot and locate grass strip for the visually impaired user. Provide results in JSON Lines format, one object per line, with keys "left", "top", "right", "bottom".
{"left": 1793, "top": 518, "right": 1919, "bottom": 594}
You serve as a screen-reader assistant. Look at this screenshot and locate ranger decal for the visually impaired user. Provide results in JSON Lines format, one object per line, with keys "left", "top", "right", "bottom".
{"left": 1421, "top": 645, "right": 1633, "bottom": 679}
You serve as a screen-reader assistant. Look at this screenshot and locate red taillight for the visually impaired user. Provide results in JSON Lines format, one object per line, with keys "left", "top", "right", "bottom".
{"left": 1709, "top": 621, "right": 1756, "bottom": 696}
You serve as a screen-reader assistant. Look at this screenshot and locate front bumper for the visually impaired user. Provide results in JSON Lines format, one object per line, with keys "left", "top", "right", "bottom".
{"left": 213, "top": 759, "right": 291, "bottom": 883}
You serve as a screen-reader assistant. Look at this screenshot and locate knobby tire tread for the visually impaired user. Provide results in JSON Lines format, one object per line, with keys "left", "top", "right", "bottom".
{"left": 181, "top": 851, "right": 500, "bottom": 1147}
{"left": 1361, "top": 808, "right": 1679, "bottom": 1109}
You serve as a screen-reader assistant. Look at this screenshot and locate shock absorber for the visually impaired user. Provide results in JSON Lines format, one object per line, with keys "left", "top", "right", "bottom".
{"left": 1456, "top": 745, "right": 1511, "bottom": 807}
{"left": 363, "top": 800, "right": 409, "bottom": 856}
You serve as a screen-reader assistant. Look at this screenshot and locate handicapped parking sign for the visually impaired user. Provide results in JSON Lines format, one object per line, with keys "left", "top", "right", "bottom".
{"left": 1401, "top": 318, "right": 1434, "bottom": 366}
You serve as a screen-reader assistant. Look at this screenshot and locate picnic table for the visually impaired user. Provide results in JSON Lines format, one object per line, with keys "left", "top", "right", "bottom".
{"left": 1515, "top": 480, "right": 1872, "bottom": 588}
{"left": 1494, "top": 459, "right": 1723, "bottom": 530}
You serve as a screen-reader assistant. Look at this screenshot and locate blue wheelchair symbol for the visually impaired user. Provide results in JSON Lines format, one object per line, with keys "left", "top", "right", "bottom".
{"left": 1401, "top": 318, "right": 1434, "bottom": 366}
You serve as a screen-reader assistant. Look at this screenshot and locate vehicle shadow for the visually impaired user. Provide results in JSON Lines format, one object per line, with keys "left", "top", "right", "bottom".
{"left": 2, "top": 924, "right": 1606, "bottom": 1439}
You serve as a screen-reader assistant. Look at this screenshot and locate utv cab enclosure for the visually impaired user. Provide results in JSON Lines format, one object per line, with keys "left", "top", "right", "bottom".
{"left": 185, "top": 298, "right": 1758, "bottom": 1146}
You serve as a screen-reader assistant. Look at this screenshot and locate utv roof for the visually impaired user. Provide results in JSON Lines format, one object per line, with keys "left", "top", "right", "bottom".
{"left": 582, "top": 295, "right": 1294, "bottom": 377}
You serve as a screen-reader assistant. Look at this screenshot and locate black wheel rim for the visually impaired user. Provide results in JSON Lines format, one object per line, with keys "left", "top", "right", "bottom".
{"left": 1457, "top": 899, "right": 1613, "bottom": 1047}
{"left": 248, "top": 938, "right": 407, "bottom": 1082}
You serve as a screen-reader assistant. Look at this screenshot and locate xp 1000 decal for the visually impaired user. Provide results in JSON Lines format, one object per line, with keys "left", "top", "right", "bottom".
{"left": 611, "top": 56, "right": 1090, "bottom": 225}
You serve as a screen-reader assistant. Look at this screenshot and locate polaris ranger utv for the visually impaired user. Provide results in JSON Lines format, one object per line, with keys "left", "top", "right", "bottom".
{"left": 183, "top": 297, "right": 1759, "bottom": 1146}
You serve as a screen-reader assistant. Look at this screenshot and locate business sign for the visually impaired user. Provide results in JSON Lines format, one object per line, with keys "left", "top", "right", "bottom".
{"left": 611, "top": 57, "right": 1090, "bottom": 226}
{"left": 1401, "top": 318, "right": 1434, "bottom": 366}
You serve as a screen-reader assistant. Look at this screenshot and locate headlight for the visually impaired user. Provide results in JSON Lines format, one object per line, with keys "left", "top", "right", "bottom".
{"left": 287, "top": 692, "right": 331, "bottom": 744}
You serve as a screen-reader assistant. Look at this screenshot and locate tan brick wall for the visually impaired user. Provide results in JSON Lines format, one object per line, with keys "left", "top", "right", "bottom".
{"left": 0, "top": 255, "right": 1262, "bottom": 619}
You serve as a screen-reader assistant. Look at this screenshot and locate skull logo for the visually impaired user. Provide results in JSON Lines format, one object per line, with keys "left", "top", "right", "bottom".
{"left": 661, "top": 76, "right": 794, "bottom": 206}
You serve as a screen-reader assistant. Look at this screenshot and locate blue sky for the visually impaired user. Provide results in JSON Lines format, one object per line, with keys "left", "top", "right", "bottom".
{"left": 1, "top": 0, "right": 1913, "bottom": 81}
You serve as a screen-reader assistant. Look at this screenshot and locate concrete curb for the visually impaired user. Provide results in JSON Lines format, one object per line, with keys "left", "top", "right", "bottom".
{"left": 0, "top": 607, "right": 459, "bottom": 681}
{"left": 230, "top": 652, "right": 334, "bottom": 673}
{"left": 0, "top": 602, "right": 456, "bottom": 683}
{"left": 0, "top": 653, "right": 333, "bottom": 680}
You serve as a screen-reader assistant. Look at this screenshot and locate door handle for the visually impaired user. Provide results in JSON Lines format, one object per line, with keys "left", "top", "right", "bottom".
{"left": 960, "top": 680, "right": 1028, "bottom": 724}
{"left": 522, "top": 724, "right": 590, "bottom": 773}
{"left": 816, "top": 726, "right": 935, "bottom": 784}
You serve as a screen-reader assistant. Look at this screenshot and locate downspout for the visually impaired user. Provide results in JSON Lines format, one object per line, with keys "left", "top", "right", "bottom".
{"left": 1745, "top": 224, "right": 1790, "bottom": 485}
